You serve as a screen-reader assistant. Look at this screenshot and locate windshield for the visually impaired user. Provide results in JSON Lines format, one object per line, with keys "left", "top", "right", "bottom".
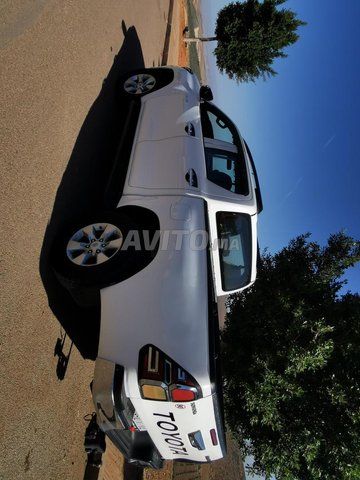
{"left": 216, "top": 212, "right": 252, "bottom": 291}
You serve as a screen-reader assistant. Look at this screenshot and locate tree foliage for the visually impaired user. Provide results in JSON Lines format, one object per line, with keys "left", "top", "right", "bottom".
{"left": 222, "top": 232, "right": 360, "bottom": 479}
{"left": 214, "top": 0, "right": 306, "bottom": 82}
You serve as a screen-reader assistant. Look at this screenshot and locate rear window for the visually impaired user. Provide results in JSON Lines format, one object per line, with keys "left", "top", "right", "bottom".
{"left": 216, "top": 212, "right": 252, "bottom": 291}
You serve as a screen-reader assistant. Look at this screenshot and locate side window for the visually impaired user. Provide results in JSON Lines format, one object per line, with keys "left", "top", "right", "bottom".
{"left": 201, "top": 103, "right": 250, "bottom": 196}
{"left": 205, "top": 148, "right": 249, "bottom": 195}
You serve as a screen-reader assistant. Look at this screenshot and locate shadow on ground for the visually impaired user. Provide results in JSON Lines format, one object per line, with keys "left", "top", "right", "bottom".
{"left": 40, "top": 24, "right": 145, "bottom": 363}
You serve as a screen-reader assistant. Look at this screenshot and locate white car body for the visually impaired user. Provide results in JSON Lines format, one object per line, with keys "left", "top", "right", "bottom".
{"left": 54, "top": 66, "right": 262, "bottom": 468}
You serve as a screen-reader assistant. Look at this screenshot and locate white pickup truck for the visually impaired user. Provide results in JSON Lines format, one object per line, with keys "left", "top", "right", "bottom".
{"left": 51, "top": 66, "right": 262, "bottom": 468}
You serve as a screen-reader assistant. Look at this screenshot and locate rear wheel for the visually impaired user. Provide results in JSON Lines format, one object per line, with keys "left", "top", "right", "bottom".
{"left": 66, "top": 222, "right": 123, "bottom": 268}
{"left": 51, "top": 213, "right": 145, "bottom": 290}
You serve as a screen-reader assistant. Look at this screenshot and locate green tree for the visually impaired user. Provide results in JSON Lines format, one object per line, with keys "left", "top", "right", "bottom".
{"left": 222, "top": 232, "right": 360, "bottom": 479}
{"left": 214, "top": 0, "right": 306, "bottom": 82}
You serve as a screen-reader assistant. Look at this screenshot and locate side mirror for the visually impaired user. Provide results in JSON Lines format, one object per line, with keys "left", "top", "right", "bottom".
{"left": 200, "top": 85, "right": 213, "bottom": 102}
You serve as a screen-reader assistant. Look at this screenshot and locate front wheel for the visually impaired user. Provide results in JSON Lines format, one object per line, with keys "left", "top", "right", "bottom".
{"left": 123, "top": 72, "right": 156, "bottom": 95}
{"left": 118, "top": 68, "right": 175, "bottom": 99}
{"left": 51, "top": 213, "right": 145, "bottom": 290}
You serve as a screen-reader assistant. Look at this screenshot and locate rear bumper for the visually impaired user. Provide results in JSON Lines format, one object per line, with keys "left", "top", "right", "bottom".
{"left": 92, "top": 357, "right": 163, "bottom": 468}
{"left": 92, "top": 358, "right": 124, "bottom": 432}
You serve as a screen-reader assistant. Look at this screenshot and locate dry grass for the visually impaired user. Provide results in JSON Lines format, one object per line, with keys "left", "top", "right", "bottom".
{"left": 203, "top": 433, "right": 245, "bottom": 480}
{"left": 146, "top": 434, "right": 245, "bottom": 480}
{"left": 144, "top": 460, "right": 174, "bottom": 480}
{"left": 178, "top": 0, "right": 189, "bottom": 66}
{"left": 101, "top": 432, "right": 244, "bottom": 480}
{"left": 98, "top": 438, "right": 124, "bottom": 480}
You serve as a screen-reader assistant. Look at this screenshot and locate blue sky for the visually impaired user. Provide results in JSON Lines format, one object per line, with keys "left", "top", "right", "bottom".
{"left": 201, "top": 0, "right": 360, "bottom": 295}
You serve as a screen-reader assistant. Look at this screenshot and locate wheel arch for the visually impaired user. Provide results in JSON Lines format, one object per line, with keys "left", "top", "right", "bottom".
{"left": 115, "top": 205, "right": 160, "bottom": 234}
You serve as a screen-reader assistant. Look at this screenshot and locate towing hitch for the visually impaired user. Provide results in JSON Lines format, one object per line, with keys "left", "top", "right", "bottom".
{"left": 84, "top": 413, "right": 106, "bottom": 469}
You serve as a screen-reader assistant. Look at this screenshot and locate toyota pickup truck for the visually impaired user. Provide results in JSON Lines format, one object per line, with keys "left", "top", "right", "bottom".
{"left": 51, "top": 66, "right": 262, "bottom": 468}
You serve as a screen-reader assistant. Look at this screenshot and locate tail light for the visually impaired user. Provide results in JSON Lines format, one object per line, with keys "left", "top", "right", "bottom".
{"left": 170, "top": 387, "right": 196, "bottom": 402}
{"left": 210, "top": 428, "right": 218, "bottom": 446}
{"left": 141, "top": 384, "right": 167, "bottom": 401}
{"left": 138, "top": 345, "right": 202, "bottom": 402}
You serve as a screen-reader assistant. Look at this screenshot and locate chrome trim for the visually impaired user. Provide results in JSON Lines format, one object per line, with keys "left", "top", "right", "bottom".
{"left": 147, "top": 346, "right": 160, "bottom": 373}
{"left": 164, "top": 360, "right": 172, "bottom": 384}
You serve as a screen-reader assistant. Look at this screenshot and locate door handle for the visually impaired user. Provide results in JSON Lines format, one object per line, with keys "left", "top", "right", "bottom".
{"left": 185, "top": 168, "right": 198, "bottom": 188}
{"left": 185, "top": 123, "right": 195, "bottom": 136}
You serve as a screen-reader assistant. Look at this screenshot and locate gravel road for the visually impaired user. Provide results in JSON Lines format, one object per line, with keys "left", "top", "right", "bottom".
{"left": 0, "top": 2, "right": 172, "bottom": 479}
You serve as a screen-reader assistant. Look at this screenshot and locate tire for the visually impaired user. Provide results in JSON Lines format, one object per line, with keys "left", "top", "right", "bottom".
{"left": 123, "top": 72, "right": 156, "bottom": 96}
{"left": 119, "top": 68, "right": 175, "bottom": 99}
{"left": 51, "top": 213, "right": 146, "bottom": 290}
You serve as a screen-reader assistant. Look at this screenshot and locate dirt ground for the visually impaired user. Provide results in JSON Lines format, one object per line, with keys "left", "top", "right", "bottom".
{"left": 0, "top": 1, "right": 172, "bottom": 479}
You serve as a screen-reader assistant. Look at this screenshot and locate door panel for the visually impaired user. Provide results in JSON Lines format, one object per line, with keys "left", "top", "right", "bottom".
{"left": 129, "top": 137, "right": 204, "bottom": 192}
